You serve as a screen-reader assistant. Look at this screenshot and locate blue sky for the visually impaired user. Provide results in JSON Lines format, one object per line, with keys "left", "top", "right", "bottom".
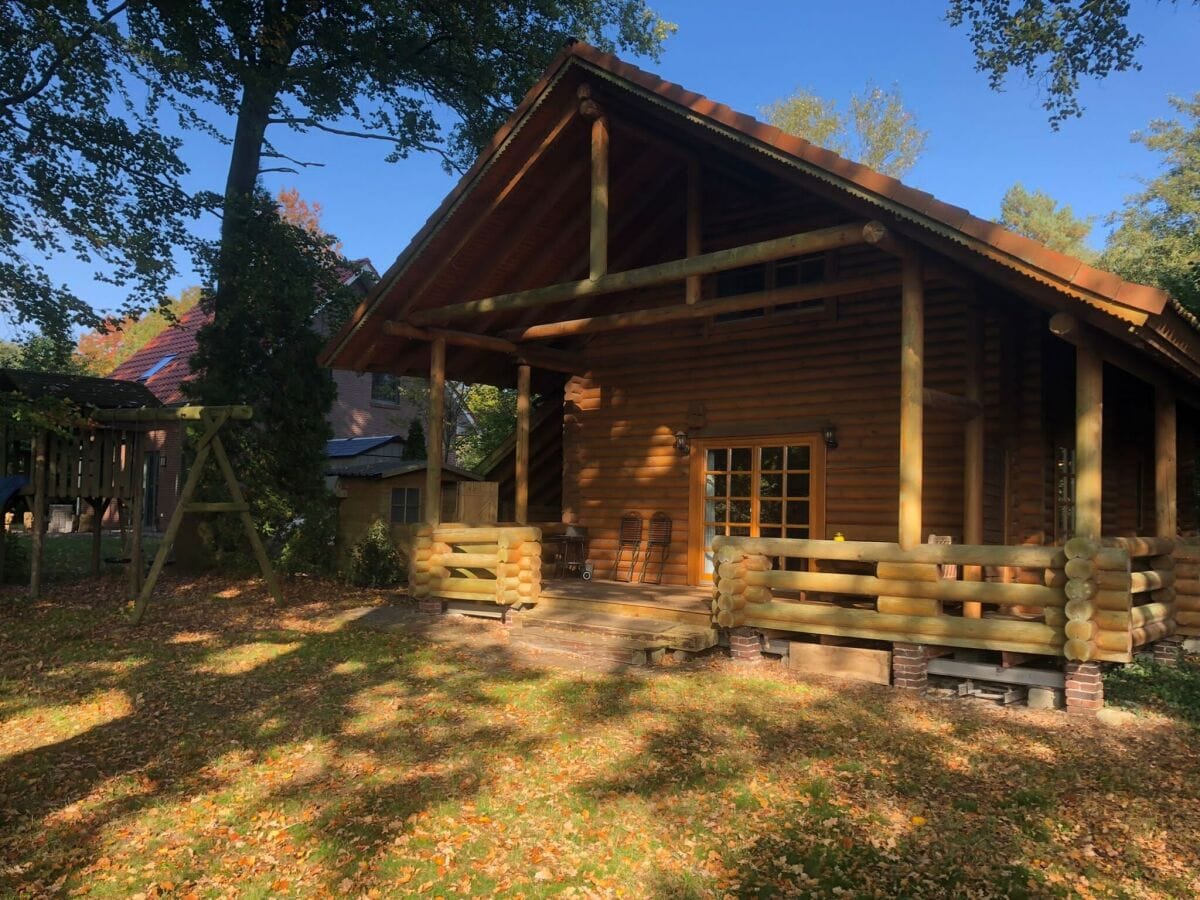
{"left": 24, "top": 1, "right": 1200, "bottom": 339}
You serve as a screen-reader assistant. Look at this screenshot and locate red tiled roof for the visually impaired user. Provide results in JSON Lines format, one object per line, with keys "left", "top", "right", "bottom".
{"left": 322, "top": 41, "right": 1177, "bottom": 368}
{"left": 108, "top": 304, "right": 211, "bottom": 405}
{"left": 108, "top": 259, "right": 375, "bottom": 404}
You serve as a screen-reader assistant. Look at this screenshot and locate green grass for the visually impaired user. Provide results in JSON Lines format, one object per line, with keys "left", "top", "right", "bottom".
{"left": 1105, "top": 656, "right": 1200, "bottom": 726}
{"left": 1, "top": 575, "right": 1199, "bottom": 898}
{"left": 3, "top": 531, "right": 161, "bottom": 585}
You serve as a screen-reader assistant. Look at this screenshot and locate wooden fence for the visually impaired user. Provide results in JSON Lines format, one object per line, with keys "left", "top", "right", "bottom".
{"left": 712, "top": 535, "right": 1175, "bottom": 663}
{"left": 409, "top": 524, "right": 542, "bottom": 606}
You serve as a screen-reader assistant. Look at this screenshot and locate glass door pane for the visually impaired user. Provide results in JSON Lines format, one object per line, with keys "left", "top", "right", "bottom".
{"left": 698, "top": 439, "right": 819, "bottom": 581}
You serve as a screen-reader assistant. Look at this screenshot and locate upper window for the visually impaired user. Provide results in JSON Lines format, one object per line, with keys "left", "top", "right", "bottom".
{"left": 371, "top": 373, "right": 403, "bottom": 403}
{"left": 713, "top": 253, "right": 828, "bottom": 324}
{"left": 139, "top": 355, "right": 175, "bottom": 381}
{"left": 390, "top": 486, "right": 421, "bottom": 524}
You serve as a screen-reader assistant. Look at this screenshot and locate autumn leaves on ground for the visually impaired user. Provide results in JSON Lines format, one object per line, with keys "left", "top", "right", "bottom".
{"left": 2, "top": 577, "right": 1198, "bottom": 899}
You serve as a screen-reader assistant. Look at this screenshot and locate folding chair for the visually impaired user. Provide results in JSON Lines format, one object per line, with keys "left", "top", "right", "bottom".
{"left": 929, "top": 534, "right": 957, "bottom": 580}
{"left": 611, "top": 512, "right": 642, "bottom": 581}
{"left": 639, "top": 512, "right": 672, "bottom": 584}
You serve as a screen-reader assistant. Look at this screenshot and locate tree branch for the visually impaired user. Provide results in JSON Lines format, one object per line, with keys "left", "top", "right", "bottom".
{"left": 0, "top": 1, "right": 130, "bottom": 112}
{"left": 268, "top": 115, "right": 465, "bottom": 174}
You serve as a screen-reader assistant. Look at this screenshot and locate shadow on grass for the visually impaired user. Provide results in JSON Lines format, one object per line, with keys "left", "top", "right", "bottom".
{"left": 1, "top": 577, "right": 1198, "bottom": 897}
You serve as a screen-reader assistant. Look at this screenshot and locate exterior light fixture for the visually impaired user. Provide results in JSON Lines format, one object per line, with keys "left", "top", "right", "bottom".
{"left": 822, "top": 424, "right": 838, "bottom": 449}
{"left": 673, "top": 429, "right": 690, "bottom": 457}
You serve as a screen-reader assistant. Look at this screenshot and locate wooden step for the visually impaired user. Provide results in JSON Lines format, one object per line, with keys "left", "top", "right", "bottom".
{"left": 512, "top": 624, "right": 669, "bottom": 666}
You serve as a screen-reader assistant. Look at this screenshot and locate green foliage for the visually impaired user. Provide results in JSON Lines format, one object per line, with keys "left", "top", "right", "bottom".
{"left": 1, "top": 328, "right": 94, "bottom": 376}
{"left": 1102, "top": 93, "right": 1200, "bottom": 313}
{"left": 76, "top": 287, "right": 202, "bottom": 375}
{"left": 1104, "top": 656, "right": 1200, "bottom": 726}
{"left": 946, "top": 0, "right": 1162, "bottom": 128}
{"left": 1, "top": 530, "right": 29, "bottom": 584}
{"left": 455, "top": 385, "right": 518, "bottom": 471}
{"left": 347, "top": 518, "right": 406, "bottom": 588}
{"left": 402, "top": 419, "right": 427, "bottom": 461}
{"left": 0, "top": 3, "right": 194, "bottom": 335}
{"left": 999, "top": 182, "right": 1096, "bottom": 259}
{"left": 187, "top": 192, "right": 352, "bottom": 569}
{"left": 277, "top": 498, "right": 340, "bottom": 577}
{"left": 763, "top": 82, "right": 928, "bottom": 177}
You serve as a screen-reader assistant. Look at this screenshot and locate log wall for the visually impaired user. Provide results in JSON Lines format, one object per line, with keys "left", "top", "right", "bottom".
{"left": 563, "top": 278, "right": 1050, "bottom": 585}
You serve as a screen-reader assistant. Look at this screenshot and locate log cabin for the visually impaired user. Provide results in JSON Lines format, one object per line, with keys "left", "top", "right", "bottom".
{"left": 321, "top": 42, "right": 1200, "bottom": 707}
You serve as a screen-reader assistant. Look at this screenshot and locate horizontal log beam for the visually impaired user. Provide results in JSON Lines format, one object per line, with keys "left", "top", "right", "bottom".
{"left": 747, "top": 568, "right": 1064, "bottom": 607}
{"left": 742, "top": 601, "right": 1062, "bottom": 648}
{"left": 507, "top": 272, "right": 903, "bottom": 342}
{"left": 381, "top": 321, "right": 584, "bottom": 374}
{"left": 714, "top": 535, "right": 1067, "bottom": 569}
{"left": 89, "top": 406, "right": 252, "bottom": 423}
{"left": 922, "top": 388, "right": 982, "bottom": 419}
{"left": 410, "top": 222, "right": 870, "bottom": 325}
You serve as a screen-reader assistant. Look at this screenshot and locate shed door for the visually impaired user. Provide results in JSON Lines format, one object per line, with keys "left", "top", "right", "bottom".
{"left": 690, "top": 438, "right": 825, "bottom": 584}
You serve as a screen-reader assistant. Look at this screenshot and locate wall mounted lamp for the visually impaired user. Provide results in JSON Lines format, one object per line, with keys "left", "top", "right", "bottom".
{"left": 822, "top": 424, "right": 838, "bottom": 449}
{"left": 673, "top": 429, "right": 691, "bottom": 457}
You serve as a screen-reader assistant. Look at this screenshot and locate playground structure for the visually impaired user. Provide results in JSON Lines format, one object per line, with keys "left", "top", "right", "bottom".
{"left": 0, "top": 370, "right": 280, "bottom": 622}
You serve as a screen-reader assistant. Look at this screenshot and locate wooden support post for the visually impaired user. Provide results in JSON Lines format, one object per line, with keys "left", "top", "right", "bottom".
{"left": 685, "top": 159, "right": 701, "bottom": 304}
{"left": 209, "top": 433, "right": 282, "bottom": 604}
{"left": 90, "top": 498, "right": 108, "bottom": 577}
{"left": 425, "top": 337, "right": 446, "bottom": 524}
{"left": 515, "top": 362, "right": 531, "bottom": 524}
{"left": 590, "top": 115, "right": 609, "bottom": 280}
{"left": 29, "top": 432, "right": 47, "bottom": 600}
{"left": 128, "top": 433, "right": 145, "bottom": 599}
{"left": 899, "top": 253, "right": 924, "bottom": 551}
{"left": 963, "top": 299, "right": 985, "bottom": 618}
{"left": 1156, "top": 386, "right": 1177, "bottom": 538}
{"left": 1076, "top": 347, "right": 1103, "bottom": 540}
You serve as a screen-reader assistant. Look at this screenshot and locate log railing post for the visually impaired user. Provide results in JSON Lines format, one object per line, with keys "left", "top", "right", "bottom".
{"left": 1075, "top": 347, "right": 1103, "bottom": 540}
{"left": 1156, "top": 386, "right": 1177, "bottom": 539}
{"left": 425, "top": 337, "right": 446, "bottom": 525}
{"left": 899, "top": 253, "right": 924, "bottom": 551}
{"left": 963, "top": 298, "right": 985, "bottom": 618}
{"left": 515, "top": 362, "right": 531, "bottom": 524}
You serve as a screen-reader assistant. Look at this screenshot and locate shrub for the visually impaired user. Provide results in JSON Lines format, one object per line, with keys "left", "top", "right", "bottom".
{"left": 1104, "top": 656, "right": 1200, "bottom": 726}
{"left": 348, "top": 518, "right": 405, "bottom": 588}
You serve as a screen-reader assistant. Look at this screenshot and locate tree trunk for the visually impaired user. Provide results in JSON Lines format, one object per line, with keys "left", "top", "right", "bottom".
{"left": 215, "top": 78, "right": 278, "bottom": 311}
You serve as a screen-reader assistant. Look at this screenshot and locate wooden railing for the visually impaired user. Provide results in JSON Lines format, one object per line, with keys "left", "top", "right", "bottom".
{"left": 1176, "top": 543, "right": 1200, "bottom": 640}
{"left": 409, "top": 524, "right": 542, "bottom": 606}
{"left": 711, "top": 535, "right": 1171, "bottom": 663}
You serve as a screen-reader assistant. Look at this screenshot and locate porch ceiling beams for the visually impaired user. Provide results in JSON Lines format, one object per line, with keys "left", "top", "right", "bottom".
{"left": 380, "top": 321, "right": 584, "bottom": 374}
{"left": 503, "top": 271, "right": 903, "bottom": 342}
{"left": 408, "top": 221, "right": 871, "bottom": 326}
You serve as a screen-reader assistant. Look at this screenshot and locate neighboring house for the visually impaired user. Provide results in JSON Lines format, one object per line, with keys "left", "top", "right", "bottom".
{"left": 325, "top": 435, "right": 484, "bottom": 566}
{"left": 109, "top": 259, "right": 417, "bottom": 529}
{"left": 321, "top": 42, "right": 1200, "bottom": 704}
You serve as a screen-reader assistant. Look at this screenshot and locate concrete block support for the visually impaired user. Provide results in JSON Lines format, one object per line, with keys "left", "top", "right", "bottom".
{"left": 1064, "top": 660, "right": 1104, "bottom": 712}
{"left": 418, "top": 598, "right": 444, "bottom": 617}
{"left": 892, "top": 642, "right": 928, "bottom": 691}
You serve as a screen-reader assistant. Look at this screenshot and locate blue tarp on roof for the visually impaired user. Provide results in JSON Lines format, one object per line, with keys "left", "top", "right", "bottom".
{"left": 325, "top": 435, "right": 401, "bottom": 458}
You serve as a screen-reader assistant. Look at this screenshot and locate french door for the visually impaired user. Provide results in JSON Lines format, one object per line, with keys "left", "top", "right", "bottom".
{"left": 689, "top": 436, "right": 825, "bottom": 583}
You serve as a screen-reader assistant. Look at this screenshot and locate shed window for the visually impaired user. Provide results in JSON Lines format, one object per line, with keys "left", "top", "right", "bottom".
{"left": 390, "top": 487, "right": 421, "bottom": 524}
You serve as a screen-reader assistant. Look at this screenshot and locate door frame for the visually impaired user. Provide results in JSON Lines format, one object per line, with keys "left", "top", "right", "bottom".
{"left": 687, "top": 433, "right": 827, "bottom": 585}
